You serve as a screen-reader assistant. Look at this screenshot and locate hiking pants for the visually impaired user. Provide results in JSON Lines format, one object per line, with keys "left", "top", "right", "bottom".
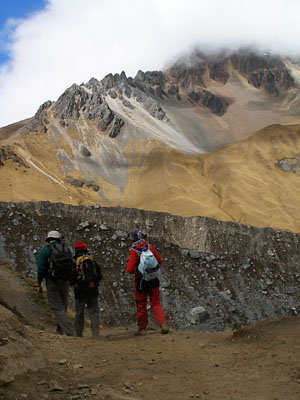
{"left": 134, "top": 285, "right": 167, "bottom": 330}
{"left": 74, "top": 295, "right": 99, "bottom": 337}
{"left": 47, "top": 281, "right": 76, "bottom": 336}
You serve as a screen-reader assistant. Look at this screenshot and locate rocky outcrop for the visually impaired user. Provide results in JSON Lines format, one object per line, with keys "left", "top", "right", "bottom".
{"left": 167, "top": 52, "right": 230, "bottom": 114}
{"left": 21, "top": 100, "right": 52, "bottom": 134}
{"left": 66, "top": 177, "right": 99, "bottom": 191}
{"left": 100, "top": 71, "right": 170, "bottom": 122}
{"left": 133, "top": 70, "right": 167, "bottom": 98}
{"left": 230, "top": 52, "right": 297, "bottom": 96}
{"left": 207, "top": 59, "right": 230, "bottom": 84}
{"left": 277, "top": 155, "right": 300, "bottom": 173}
{"left": 19, "top": 83, "right": 125, "bottom": 139}
{"left": 188, "top": 89, "right": 229, "bottom": 115}
{"left": 0, "top": 201, "right": 300, "bottom": 333}
{"left": 18, "top": 49, "right": 297, "bottom": 137}
{"left": 0, "top": 146, "right": 28, "bottom": 168}
{"left": 52, "top": 85, "right": 123, "bottom": 135}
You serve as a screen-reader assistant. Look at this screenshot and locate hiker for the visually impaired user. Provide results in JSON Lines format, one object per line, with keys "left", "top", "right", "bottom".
{"left": 126, "top": 228, "right": 169, "bottom": 335}
{"left": 71, "top": 241, "right": 102, "bottom": 338}
{"left": 37, "top": 230, "right": 76, "bottom": 336}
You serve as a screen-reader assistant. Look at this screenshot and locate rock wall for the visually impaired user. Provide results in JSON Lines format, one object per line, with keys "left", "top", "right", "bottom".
{"left": 0, "top": 201, "right": 300, "bottom": 332}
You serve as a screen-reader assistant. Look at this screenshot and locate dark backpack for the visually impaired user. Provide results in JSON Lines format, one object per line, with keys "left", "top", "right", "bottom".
{"left": 47, "top": 243, "right": 74, "bottom": 283}
{"left": 75, "top": 254, "right": 102, "bottom": 291}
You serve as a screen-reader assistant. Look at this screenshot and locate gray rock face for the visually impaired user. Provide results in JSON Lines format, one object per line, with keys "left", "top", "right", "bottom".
{"left": 277, "top": 155, "right": 300, "bottom": 173}
{"left": 66, "top": 177, "right": 99, "bottom": 191}
{"left": 49, "top": 84, "right": 125, "bottom": 138}
{"left": 109, "top": 117, "right": 125, "bottom": 138}
{"left": 188, "top": 89, "right": 229, "bottom": 115}
{"left": 230, "top": 51, "right": 297, "bottom": 95}
{"left": 99, "top": 71, "right": 169, "bottom": 122}
{"left": 21, "top": 100, "right": 52, "bottom": 134}
{"left": 20, "top": 49, "right": 298, "bottom": 138}
{"left": 0, "top": 146, "right": 28, "bottom": 168}
{"left": 1, "top": 201, "right": 300, "bottom": 333}
{"left": 200, "top": 90, "right": 229, "bottom": 116}
{"left": 53, "top": 84, "right": 89, "bottom": 119}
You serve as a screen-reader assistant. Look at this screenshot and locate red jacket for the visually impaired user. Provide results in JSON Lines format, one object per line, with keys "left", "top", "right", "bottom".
{"left": 126, "top": 241, "right": 162, "bottom": 279}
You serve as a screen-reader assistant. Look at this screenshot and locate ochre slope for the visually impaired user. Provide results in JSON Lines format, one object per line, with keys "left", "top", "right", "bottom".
{"left": 1, "top": 122, "right": 300, "bottom": 233}
{"left": 201, "top": 123, "right": 300, "bottom": 231}
{"left": 121, "top": 139, "right": 224, "bottom": 219}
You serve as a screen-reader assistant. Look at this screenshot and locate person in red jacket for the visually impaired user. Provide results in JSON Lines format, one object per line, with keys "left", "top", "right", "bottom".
{"left": 126, "top": 228, "right": 169, "bottom": 335}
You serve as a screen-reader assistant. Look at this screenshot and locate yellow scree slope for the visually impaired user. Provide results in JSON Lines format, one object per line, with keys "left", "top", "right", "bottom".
{"left": 1, "top": 122, "right": 300, "bottom": 233}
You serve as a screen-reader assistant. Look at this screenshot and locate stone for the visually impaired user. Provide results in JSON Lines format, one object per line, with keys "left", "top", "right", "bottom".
{"left": 100, "top": 224, "right": 109, "bottom": 230}
{"left": 80, "top": 146, "right": 91, "bottom": 157}
{"left": 188, "top": 306, "right": 209, "bottom": 324}
{"left": 114, "top": 231, "right": 128, "bottom": 239}
{"left": 49, "top": 381, "right": 64, "bottom": 392}
{"left": 73, "top": 364, "right": 84, "bottom": 369}
{"left": 189, "top": 250, "right": 201, "bottom": 259}
{"left": 77, "top": 383, "right": 90, "bottom": 389}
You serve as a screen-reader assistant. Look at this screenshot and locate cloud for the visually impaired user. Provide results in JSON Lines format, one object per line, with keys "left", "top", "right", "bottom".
{"left": 0, "top": 0, "right": 300, "bottom": 127}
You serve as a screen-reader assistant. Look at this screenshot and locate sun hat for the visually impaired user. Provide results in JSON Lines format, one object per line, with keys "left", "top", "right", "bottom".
{"left": 45, "top": 231, "right": 61, "bottom": 242}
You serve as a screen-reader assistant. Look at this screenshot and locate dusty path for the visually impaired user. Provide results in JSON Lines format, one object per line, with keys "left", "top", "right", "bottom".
{"left": 1, "top": 261, "right": 300, "bottom": 400}
{"left": 0, "top": 261, "right": 53, "bottom": 328}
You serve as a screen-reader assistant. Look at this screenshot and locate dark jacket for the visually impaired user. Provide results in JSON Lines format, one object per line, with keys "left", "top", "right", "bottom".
{"left": 72, "top": 250, "right": 101, "bottom": 300}
{"left": 37, "top": 240, "right": 73, "bottom": 286}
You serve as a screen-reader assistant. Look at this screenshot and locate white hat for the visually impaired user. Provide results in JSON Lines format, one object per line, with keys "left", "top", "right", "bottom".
{"left": 45, "top": 231, "right": 61, "bottom": 242}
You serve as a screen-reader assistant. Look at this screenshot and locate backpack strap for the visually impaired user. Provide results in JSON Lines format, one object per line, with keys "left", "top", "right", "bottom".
{"left": 132, "top": 243, "right": 148, "bottom": 254}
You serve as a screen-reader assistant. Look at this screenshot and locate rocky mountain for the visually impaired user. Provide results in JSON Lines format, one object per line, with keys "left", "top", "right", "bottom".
{"left": 2, "top": 49, "right": 300, "bottom": 400}
{"left": 1, "top": 49, "right": 300, "bottom": 232}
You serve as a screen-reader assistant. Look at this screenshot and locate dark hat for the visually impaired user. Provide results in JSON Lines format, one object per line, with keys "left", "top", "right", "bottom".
{"left": 74, "top": 241, "right": 88, "bottom": 251}
{"left": 129, "top": 228, "right": 147, "bottom": 241}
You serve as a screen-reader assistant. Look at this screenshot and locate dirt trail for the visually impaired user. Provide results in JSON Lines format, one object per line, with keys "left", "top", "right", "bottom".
{"left": 1, "top": 261, "right": 300, "bottom": 400}
{"left": 0, "top": 261, "right": 53, "bottom": 328}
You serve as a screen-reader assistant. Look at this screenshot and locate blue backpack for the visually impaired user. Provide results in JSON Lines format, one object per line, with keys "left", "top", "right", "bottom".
{"left": 134, "top": 243, "right": 160, "bottom": 281}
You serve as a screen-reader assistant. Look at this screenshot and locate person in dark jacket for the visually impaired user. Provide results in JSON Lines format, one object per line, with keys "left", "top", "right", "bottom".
{"left": 126, "top": 228, "right": 169, "bottom": 336}
{"left": 37, "top": 230, "right": 76, "bottom": 336}
{"left": 72, "top": 241, "right": 101, "bottom": 338}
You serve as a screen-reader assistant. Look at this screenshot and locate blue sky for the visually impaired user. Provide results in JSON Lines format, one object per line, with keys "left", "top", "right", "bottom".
{"left": 0, "top": 0, "right": 47, "bottom": 64}
{"left": 0, "top": 0, "right": 300, "bottom": 128}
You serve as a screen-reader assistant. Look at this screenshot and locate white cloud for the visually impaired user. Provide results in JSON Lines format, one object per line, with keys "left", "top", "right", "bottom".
{"left": 0, "top": 0, "right": 300, "bottom": 127}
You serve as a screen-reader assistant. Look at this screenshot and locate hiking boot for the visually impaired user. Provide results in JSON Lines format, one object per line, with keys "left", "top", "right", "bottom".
{"left": 160, "top": 323, "right": 169, "bottom": 334}
{"left": 135, "top": 329, "right": 147, "bottom": 336}
{"left": 56, "top": 325, "right": 63, "bottom": 335}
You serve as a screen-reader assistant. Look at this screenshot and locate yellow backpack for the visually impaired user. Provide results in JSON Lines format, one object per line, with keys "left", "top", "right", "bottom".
{"left": 75, "top": 254, "right": 101, "bottom": 290}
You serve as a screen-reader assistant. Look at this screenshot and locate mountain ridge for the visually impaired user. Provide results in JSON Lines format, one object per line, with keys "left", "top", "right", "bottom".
{"left": 1, "top": 49, "right": 300, "bottom": 231}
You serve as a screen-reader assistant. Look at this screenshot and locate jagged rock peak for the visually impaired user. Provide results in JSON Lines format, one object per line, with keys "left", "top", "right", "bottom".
{"left": 19, "top": 48, "right": 300, "bottom": 137}
{"left": 168, "top": 48, "right": 298, "bottom": 95}
{"left": 230, "top": 51, "right": 296, "bottom": 94}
